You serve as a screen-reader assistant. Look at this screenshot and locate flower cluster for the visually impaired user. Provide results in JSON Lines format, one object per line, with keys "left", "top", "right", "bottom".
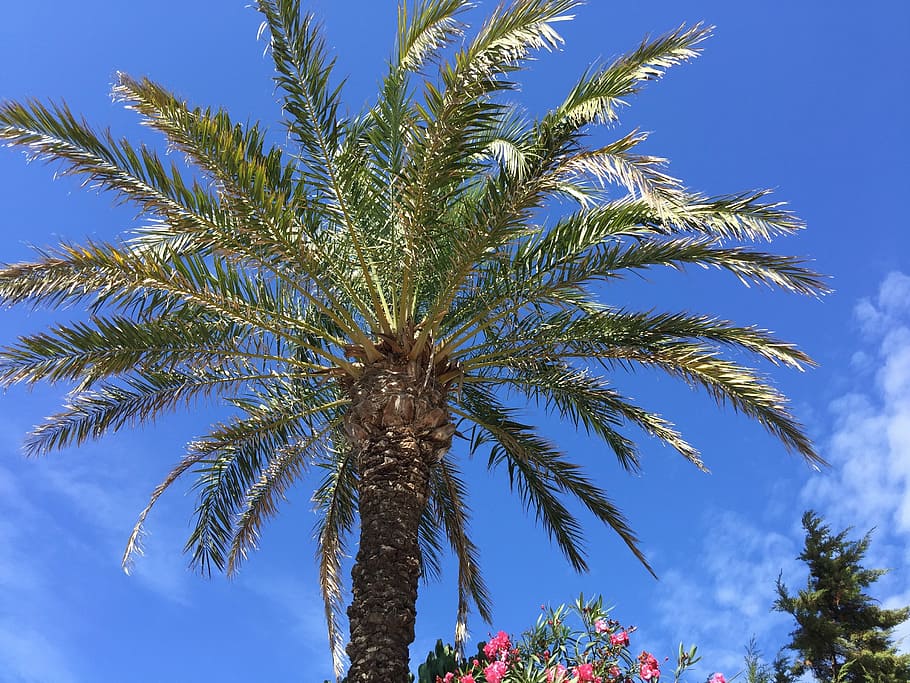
{"left": 433, "top": 595, "right": 716, "bottom": 683}
{"left": 639, "top": 652, "right": 660, "bottom": 680}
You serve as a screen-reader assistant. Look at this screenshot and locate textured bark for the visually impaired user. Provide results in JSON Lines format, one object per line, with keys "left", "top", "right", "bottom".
{"left": 342, "top": 355, "right": 454, "bottom": 683}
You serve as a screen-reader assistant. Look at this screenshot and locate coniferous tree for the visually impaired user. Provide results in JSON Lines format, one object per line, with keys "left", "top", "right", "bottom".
{"left": 741, "top": 638, "right": 794, "bottom": 683}
{"left": 775, "top": 511, "right": 910, "bottom": 682}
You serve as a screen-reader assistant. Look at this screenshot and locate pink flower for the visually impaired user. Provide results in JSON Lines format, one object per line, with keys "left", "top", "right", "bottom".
{"left": 610, "top": 631, "right": 630, "bottom": 647}
{"left": 595, "top": 619, "right": 609, "bottom": 634}
{"left": 484, "top": 660, "right": 509, "bottom": 683}
{"left": 443, "top": 674, "right": 455, "bottom": 683}
{"left": 546, "top": 663, "right": 568, "bottom": 683}
{"left": 459, "top": 675, "right": 475, "bottom": 683}
{"left": 608, "top": 666, "right": 621, "bottom": 680}
{"left": 638, "top": 652, "right": 660, "bottom": 681}
{"left": 708, "top": 675, "right": 726, "bottom": 683}
{"left": 575, "top": 663, "right": 596, "bottom": 682}
{"left": 483, "top": 631, "right": 512, "bottom": 660}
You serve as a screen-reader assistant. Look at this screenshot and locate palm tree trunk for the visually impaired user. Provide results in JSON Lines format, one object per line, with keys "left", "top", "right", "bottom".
{"left": 343, "top": 359, "right": 454, "bottom": 683}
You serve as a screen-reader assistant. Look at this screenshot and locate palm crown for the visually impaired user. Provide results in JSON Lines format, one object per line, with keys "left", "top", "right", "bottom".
{"left": 0, "top": 1, "right": 826, "bottom": 680}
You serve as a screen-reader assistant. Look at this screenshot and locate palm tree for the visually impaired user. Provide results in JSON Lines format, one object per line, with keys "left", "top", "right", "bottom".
{"left": 0, "top": 1, "right": 826, "bottom": 681}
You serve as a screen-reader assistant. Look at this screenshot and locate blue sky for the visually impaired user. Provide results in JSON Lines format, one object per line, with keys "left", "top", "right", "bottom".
{"left": 1, "top": 1, "right": 909, "bottom": 681}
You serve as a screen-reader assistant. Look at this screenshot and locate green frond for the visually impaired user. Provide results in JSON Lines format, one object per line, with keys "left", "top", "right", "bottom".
{"left": 555, "top": 309, "right": 817, "bottom": 370}
{"left": 404, "top": 1, "right": 581, "bottom": 346}
{"left": 0, "top": 98, "right": 220, "bottom": 234}
{"left": 431, "top": 456, "right": 493, "bottom": 658}
{"left": 481, "top": 360, "right": 702, "bottom": 471}
{"left": 227, "top": 422, "right": 336, "bottom": 574}
{"left": 555, "top": 129, "right": 683, "bottom": 207}
{"left": 23, "top": 368, "right": 250, "bottom": 456}
{"left": 555, "top": 22, "right": 711, "bottom": 128}
{"left": 417, "top": 497, "right": 446, "bottom": 584}
{"left": 583, "top": 237, "right": 827, "bottom": 295}
{"left": 665, "top": 190, "right": 809, "bottom": 242}
{"left": 521, "top": 189, "right": 809, "bottom": 276}
{"left": 459, "top": 385, "right": 651, "bottom": 574}
{"left": 256, "top": 0, "right": 393, "bottom": 333}
{"left": 0, "top": 313, "right": 268, "bottom": 389}
{"left": 114, "top": 73, "right": 384, "bottom": 349}
{"left": 606, "top": 342, "right": 823, "bottom": 465}
{"left": 396, "top": 0, "right": 470, "bottom": 74}
{"left": 113, "top": 74, "right": 295, "bottom": 216}
{"left": 185, "top": 391, "right": 342, "bottom": 575}
{"left": 6, "top": 241, "right": 353, "bottom": 371}
{"left": 453, "top": 0, "right": 579, "bottom": 89}
{"left": 313, "top": 446, "right": 358, "bottom": 680}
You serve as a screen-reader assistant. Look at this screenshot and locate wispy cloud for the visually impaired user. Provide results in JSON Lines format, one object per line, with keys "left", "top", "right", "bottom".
{"left": 652, "top": 271, "right": 910, "bottom": 672}
{"left": 0, "top": 461, "right": 81, "bottom": 683}
{"left": 36, "top": 456, "right": 195, "bottom": 604}
{"left": 240, "top": 571, "right": 334, "bottom": 650}
{"left": 0, "top": 426, "right": 195, "bottom": 682}
{"left": 801, "top": 271, "right": 910, "bottom": 653}
{"left": 0, "top": 619, "right": 79, "bottom": 683}
{"left": 652, "top": 513, "right": 800, "bottom": 676}
{"left": 803, "top": 272, "right": 910, "bottom": 546}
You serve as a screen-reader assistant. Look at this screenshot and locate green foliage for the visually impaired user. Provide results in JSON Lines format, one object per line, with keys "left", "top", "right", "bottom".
{"left": 416, "top": 640, "right": 460, "bottom": 683}
{"left": 775, "top": 511, "right": 910, "bottom": 683}
{"left": 740, "top": 638, "right": 794, "bottom": 683}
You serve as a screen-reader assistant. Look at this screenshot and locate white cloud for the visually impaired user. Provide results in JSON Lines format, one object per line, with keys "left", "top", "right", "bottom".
{"left": 652, "top": 513, "right": 800, "bottom": 678}
{"left": 803, "top": 271, "right": 910, "bottom": 565}
{"left": 811, "top": 272, "right": 910, "bottom": 654}
{"left": 0, "top": 620, "right": 79, "bottom": 683}
{"left": 0, "top": 429, "right": 194, "bottom": 682}
{"left": 0, "top": 463, "right": 80, "bottom": 683}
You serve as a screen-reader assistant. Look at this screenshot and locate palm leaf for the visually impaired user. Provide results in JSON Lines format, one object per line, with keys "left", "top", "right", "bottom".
{"left": 459, "top": 384, "right": 651, "bottom": 574}
{"left": 313, "top": 445, "right": 358, "bottom": 680}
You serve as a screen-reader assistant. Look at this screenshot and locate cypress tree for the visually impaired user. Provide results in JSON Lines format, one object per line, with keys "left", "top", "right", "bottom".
{"left": 774, "top": 511, "right": 910, "bottom": 682}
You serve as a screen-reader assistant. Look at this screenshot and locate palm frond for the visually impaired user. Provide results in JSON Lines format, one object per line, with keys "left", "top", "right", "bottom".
{"left": 578, "top": 237, "right": 827, "bottom": 296}
{"left": 481, "top": 360, "right": 701, "bottom": 471}
{"left": 114, "top": 73, "right": 383, "bottom": 350}
{"left": 313, "top": 445, "right": 358, "bottom": 680}
{"left": 122, "top": 450, "right": 208, "bottom": 573}
{"left": 555, "top": 23, "right": 711, "bottom": 128}
{"left": 24, "top": 369, "right": 250, "bottom": 456}
{"left": 397, "top": 0, "right": 470, "bottom": 74}
{"left": 0, "top": 313, "right": 268, "bottom": 389}
{"left": 0, "top": 98, "right": 217, "bottom": 227}
{"left": 227, "top": 422, "right": 337, "bottom": 574}
{"left": 185, "top": 391, "right": 343, "bottom": 575}
{"left": 608, "top": 342, "right": 823, "bottom": 465}
{"left": 459, "top": 385, "right": 651, "bottom": 574}
{"left": 431, "top": 456, "right": 492, "bottom": 658}
{"left": 257, "top": 0, "right": 393, "bottom": 333}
